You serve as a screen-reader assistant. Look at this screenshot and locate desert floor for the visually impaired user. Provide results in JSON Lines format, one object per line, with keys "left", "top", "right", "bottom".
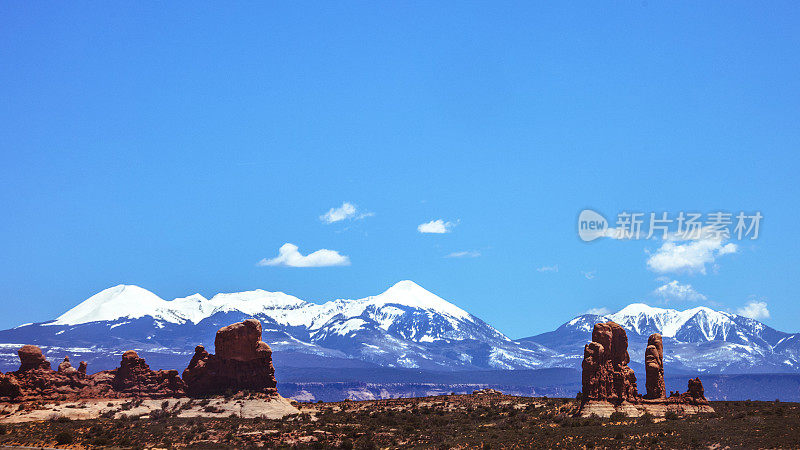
{"left": 0, "top": 394, "right": 798, "bottom": 448}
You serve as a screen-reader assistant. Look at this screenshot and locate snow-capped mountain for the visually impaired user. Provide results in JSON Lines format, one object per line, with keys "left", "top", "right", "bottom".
{"left": 0, "top": 281, "right": 561, "bottom": 372}
{"left": 1, "top": 285, "right": 798, "bottom": 375}
{"left": 519, "top": 303, "right": 800, "bottom": 374}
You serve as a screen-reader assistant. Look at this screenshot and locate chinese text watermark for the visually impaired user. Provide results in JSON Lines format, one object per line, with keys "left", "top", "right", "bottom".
{"left": 578, "top": 209, "right": 762, "bottom": 242}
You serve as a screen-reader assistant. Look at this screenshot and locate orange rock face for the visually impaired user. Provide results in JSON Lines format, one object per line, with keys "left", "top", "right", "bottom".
{"left": 215, "top": 319, "right": 265, "bottom": 361}
{"left": 581, "top": 321, "right": 638, "bottom": 404}
{"left": 645, "top": 333, "right": 666, "bottom": 399}
{"left": 183, "top": 319, "right": 277, "bottom": 397}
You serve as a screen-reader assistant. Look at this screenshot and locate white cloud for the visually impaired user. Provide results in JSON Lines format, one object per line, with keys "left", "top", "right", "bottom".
{"left": 417, "top": 219, "right": 456, "bottom": 234}
{"left": 585, "top": 307, "right": 611, "bottom": 315}
{"left": 446, "top": 250, "right": 481, "bottom": 258}
{"left": 652, "top": 280, "right": 707, "bottom": 303}
{"left": 320, "top": 202, "right": 373, "bottom": 224}
{"left": 537, "top": 265, "right": 559, "bottom": 273}
{"left": 582, "top": 270, "right": 596, "bottom": 280}
{"left": 646, "top": 229, "right": 738, "bottom": 275}
{"left": 257, "top": 243, "right": 350, "bottom": 267}
{"left": 736, "top": 300, "right": 770, "bottom": 320}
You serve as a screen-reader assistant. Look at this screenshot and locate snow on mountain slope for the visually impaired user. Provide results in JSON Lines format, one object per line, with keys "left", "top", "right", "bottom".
{"left": 9, "top": 281, "right": 555, "bottom": 372}
{"left": 51, "top": 285, "right": 181, "bottom": 325}
{"left": 14, "top": 286, "right": 800, "bottom": 374}
{"left": 50, "top": 281, "right": 472, "bottom": 330}
{"left": 518, "top": 302, "right": 800, "bottom": 373}
{"left": 607, "top": 303, "right": 737, "bottom": 341}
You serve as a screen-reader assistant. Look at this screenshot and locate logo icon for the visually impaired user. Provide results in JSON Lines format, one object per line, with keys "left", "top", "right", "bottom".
{"left": 578, "top": 209, "right": 608, "bottom": 242}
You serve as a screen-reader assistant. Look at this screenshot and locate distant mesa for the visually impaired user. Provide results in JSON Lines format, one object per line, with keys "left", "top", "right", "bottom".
{"left": 578, "top": 321, "right": 714, "bottom": 417}
{"left": 0, "top": 319, "right": 277, "bottom": 402}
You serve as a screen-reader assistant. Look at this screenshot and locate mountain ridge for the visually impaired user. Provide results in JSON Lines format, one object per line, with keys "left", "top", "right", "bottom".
{"left": 2, "top": 281, "right": 799, "bottom": 375}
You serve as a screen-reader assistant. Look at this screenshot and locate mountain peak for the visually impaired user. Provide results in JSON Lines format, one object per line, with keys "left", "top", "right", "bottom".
{"left": 372, "top": 280, "right": 471, "bottom": 320}
{"left": 614, "top": 303, "right": 665, "bottom": 316}
{"left": 51, "top": 284, "right": 170, "bottom": 326}
{"left": 384, "top": 280, "right": 428, "bottom": 294}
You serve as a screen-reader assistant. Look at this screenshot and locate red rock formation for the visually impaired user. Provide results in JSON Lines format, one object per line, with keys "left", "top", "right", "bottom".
{"left": 0, "top": 348, "right": 185, "bottom": 401}
{"left": 644, "top": 333, "right": 666, "bottom": 399}
{"left": 183, "top": 319, "right": 277, "bottom": 397}
{"left": 580, "top": 321, "right": 713, "bottom": 416}
{"left": 17, "top": 345, "right": 51, "bottom": 371}
{"left": 687, "top": 377, "right": 704, "bottom": 399}
{"left": 57, "top": 356, "right": 78, "bottom": 376}
{"left": 98, "top": 350, "right": 185, "bottom": 398}
{"left": 0, "top": 319, "right": 280, "bottom": 402}
{"left": 667, "top": 377, "right": 710, "bottom": 406}
{"left": 78, "top": 361, "right": 88, "bottom": 376}
{"left": 1, "top": 346, "right": 89, "bottom": 401}
{"left": 581, "top": 321, "right": 638, "bottom": 404}
{"left": 0, "top": 373, "right": 21, "bottom": 399}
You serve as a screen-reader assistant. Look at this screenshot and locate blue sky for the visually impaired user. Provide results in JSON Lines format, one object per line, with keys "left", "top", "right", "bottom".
{"left": 1, "top": 3, "right": 799, "bottom": 337}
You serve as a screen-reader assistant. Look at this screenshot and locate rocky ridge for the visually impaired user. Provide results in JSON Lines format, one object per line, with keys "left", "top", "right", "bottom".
{"left": 0, "top": 319, "right": 277, "bottom": 402}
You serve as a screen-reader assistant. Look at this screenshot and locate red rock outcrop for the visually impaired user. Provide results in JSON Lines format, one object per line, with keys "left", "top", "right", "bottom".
{"left": 57, "top": 356, "right": 79, "bottom": 376}
{"left": 579, "top": 321, "right": 712, "bottom": 416}
{"left": 182, "top": 319, "right": 277, "bottom": 397}
{"left": 99, "top": 350, "right": 186, "bottom": 398}
{"left": 644, "top": 333, "right": 666, "bottom": 399}
{"left": 17, "top": 345, "right": 51, "bottom": 371}
{"left": 0, "top": 348, "right": 185, "bottom": 401}
{"left": 0, "top": 319, "right": 281, "bottom": 402}
{"left": 581, "top": 321, "right": 639, "bottom": 404}
{"left": 0, "top": 346, "right": 90, "bottom": 401}
{"left": 667, "top": 377, "right": 710, "bottom": 406}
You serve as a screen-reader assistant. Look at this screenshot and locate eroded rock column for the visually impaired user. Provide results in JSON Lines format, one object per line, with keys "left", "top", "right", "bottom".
{"left": 645, "top": 333, "right": 666, "bottom": 399}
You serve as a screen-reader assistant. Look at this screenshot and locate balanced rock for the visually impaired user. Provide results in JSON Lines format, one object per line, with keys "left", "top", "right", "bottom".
{"left": 17, "top": 345, "right": 51, "bottom": 371}
{"left": 581, "top": 321, "right": 638, "bottom": 404}
{"left": 644, "top": 333, "right": 666, "bottom": 399}
{"left": 183, "top": 319, "right": 277, "bottom": 396}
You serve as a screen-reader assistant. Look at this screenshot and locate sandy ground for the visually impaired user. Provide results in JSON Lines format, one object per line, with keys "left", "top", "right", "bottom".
{"left": 578, "top": 400, "right": 715, "bottom": 417}
{"left": 0, "top": 395, "right": 300, "bottom": 423}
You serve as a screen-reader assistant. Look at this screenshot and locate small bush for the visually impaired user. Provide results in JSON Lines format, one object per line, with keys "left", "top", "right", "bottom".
{"left": 665, "top": 411, "right": 681, "bottom": 420}
{"left": 149, "top": 409, "right": 172, "bottom": 420}
{"left": 609, "top": 411, "right": 628, "bottom": 421}
{"left": 55, "top": 431, "right": 73, "bottom": 445}
{"left": 638, "top": 412, "right": 655, "bottom": 424}
{"left": 91, "top": 437, "right": 111, "bottom": 446}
